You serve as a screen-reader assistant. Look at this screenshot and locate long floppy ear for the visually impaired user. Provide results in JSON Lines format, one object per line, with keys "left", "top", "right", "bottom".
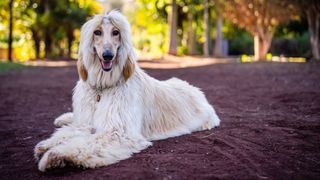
{"left": 123, "top": 56, "right": 135, "bottom": 81}
{"left": 77, "top": 52, "right": 88, "bottom": 81}
{"left": 77, "top": 15, "right": 104, "bottom": 81}
{"left": 107, "top": 11, "right": 136, "bottom": 81}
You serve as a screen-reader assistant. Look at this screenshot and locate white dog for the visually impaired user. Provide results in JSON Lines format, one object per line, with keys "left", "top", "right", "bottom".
{"left": 34, "top": 11, "right": 220, "bottom": 172}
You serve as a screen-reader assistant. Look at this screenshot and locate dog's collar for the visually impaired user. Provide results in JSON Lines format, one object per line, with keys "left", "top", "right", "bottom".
{"left": 87, "top": 82, "right": 117, "bottom": 92}
{"left": 89, "top": 84, "right": 105, "bottom": 92}
{"left": 87, "top": 80, "right": 123, "bottom": 102}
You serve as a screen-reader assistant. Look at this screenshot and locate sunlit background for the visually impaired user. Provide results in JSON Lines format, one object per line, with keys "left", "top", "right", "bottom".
{"left": 0, "top": 0, "right": 319, "bottom": 63}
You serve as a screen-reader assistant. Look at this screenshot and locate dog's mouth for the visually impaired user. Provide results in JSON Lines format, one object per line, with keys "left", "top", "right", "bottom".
{"left": 99, "top": 59, "right": 113, "bottom": 72}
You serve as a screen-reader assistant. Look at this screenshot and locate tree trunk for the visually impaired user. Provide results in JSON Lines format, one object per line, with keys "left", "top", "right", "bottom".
{"left": 254, "top": 33, "right": 272, "bottom": 61}
{"left": 187, "top": 12, "right": 196, "bottom": 55}
{"left": 43, "top": 0, "right": 52, "bottom": 59}
{"left": 214, "top": 15, "right": 224, "bottom": 57}
{"left": 31, "top": 29, "right": 41, "bottom": 59}
{"left": 44, "top": 30, "right": 52, "bottom": 59}
{"left": 58, "top": 41, "right": 64, "bottom": 57}
{"left": 306, "top": 10, "right": 320, "bottom": 61}
{"left": 67, "top": 29, "right": 74, "bottom": 59}
{"left": 8, "top": 0, "right": 13, "bottom": 62}
{"left": 168, "top": 0, "right": 177, "bottom": 55}
{"left": 203, "top": 0, "right": 210, "bottom": 57}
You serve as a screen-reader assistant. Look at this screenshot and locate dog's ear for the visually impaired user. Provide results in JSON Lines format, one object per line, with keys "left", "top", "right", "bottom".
{"left": 77, "top": 52, "right": 88, "bottom": 81}
{"left": 123, "top": 56, "right": 135, "bottom": 81}
{"left": 77, "top": 15, "right": 105, "bottom": 81}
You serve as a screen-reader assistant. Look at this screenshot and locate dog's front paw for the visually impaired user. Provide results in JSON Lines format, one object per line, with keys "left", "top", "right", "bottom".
{"left": 34, "top": 141, "right": 50, "bottom": 162}
{"left": 38, "top": 150, "right": 67, "bottom": 172}
{"left": 54, "top": 112, "right": 73, "bottom": 128}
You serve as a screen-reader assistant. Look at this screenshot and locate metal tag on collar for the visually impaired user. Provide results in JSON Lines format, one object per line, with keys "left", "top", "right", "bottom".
{"left": 96, "top": 94, "right": 101, "bottom": 102}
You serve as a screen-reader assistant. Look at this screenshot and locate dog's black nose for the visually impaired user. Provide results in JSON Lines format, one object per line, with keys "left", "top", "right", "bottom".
{"left": 102, "top": 50, "right": 114, "bottom": 61}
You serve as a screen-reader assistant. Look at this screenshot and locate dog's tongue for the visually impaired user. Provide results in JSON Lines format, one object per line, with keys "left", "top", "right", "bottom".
{"left": 101, "top": 61, "right": 112, "bottom": 70}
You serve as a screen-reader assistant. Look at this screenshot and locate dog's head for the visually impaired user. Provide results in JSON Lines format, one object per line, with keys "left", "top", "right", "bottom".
{"left": 78, "top": 10, "right": 135, "bottom": 87}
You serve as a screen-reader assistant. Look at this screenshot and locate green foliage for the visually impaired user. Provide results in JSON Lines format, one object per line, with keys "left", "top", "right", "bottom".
{"left": 0, "top": 0, "right": 102, "bottom": 60}
{"left": 224, "top": 23, "right": 253, "bottom": 55}
{"left": 0, "top": 0, "right": 310, "bottom": 60}
{"left": 129, "top": 0, "right": 170, "bottom": 57}
{"left": 275, "top": 17, "right": 308, "bottom": 38}
{"left": 271, "top": 17, "right": 310, "bottom": 57}
{"left": 228, "top": 30, "right": 253, "bottom": 55}
{"left": 270, "top": 32, "right": 310, "bottom": 57}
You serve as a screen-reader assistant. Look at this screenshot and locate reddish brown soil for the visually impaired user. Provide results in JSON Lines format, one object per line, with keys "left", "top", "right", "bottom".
{"left": 0, "top": 62, "right": 320, "bottom": 179}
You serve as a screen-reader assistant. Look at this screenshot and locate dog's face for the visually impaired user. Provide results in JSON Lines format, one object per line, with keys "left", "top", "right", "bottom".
{"left": 78, "top": 11, "right": 135, "bottom": 85}
{"left": 93, "top": 19, "right": 121, "bottom": 72}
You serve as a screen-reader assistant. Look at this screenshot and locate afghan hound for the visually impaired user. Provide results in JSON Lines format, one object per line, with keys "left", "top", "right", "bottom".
{"left": 34, "top": 10, "right": 220, "bottom": 172}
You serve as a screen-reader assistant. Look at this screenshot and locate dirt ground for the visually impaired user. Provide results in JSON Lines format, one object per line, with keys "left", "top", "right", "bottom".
{"left": 0, "top": 62, "right": 319, "bottom": 179}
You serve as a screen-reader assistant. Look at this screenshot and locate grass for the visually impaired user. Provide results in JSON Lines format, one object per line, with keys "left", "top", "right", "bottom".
{"left": 0, "top": 61, "right": 26, "bottom": 73}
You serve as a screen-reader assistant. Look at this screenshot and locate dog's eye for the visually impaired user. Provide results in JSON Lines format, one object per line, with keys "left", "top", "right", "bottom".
{"left": 112, "top": 30, "right": 119, "bottom": 36}
{"left": 94, "top": 30, "right": 102, "bottom": 36}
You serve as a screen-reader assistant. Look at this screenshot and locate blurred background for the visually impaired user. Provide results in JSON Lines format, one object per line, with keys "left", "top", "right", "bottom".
{"left": 0, "top": 0, "right": 319, "bottom": 63}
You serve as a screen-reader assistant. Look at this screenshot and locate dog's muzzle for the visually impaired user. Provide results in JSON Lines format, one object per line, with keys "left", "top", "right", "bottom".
{"left": 100, "top": 50, "right": 114, "bottom": 71}
{"left": 102, "top": 50, "right": 114, "bottom": 61}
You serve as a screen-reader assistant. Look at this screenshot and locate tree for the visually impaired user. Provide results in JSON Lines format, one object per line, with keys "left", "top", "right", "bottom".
{"left": 22, "top": 0, "right": 100, "bottom": 59}
{"left": 185, "top": 1, "right": 200, "bottom": 55}
{"left": 204, "top": 0, "right": 224, "bottom": 57}
{"left": 168, "top": 0, "right": 178, "bottom": 55}
{"left": 213, "top": 15, "right": 223, "bottom": 57}
{"left": 24, "top": 0, "right": 45, "bottom": 59}
{"left": 223, "top": 0, "right": 298, "bottom": 60}
{"left": 186, "top": 11, "right": 196, "bottom": 55}
{"left": 203, "top": 0, "right": 210, "bottom": 57}
{"left": 292, "top": 0, "right": 320, "bottom": 61}
{"left": 8, "top": 0, "right": 13, "bottom": 61}
{"left": 212, "top": 0, "right": 225, "bottom": 57}
{"left": 43, "top": 0, "right": 55, "bottom": 58}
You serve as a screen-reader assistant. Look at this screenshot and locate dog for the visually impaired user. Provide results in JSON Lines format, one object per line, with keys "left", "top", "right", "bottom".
{"left": 34, "top": 10, "right": 220, "bottom": 172}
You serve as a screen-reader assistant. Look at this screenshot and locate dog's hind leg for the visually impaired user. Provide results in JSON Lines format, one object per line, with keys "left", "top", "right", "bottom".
{"left": 199, "top": 107, "right": 220, "bottom": 131}
{"left": 54, "top": 112, "right": 74, "bottom": 127}
{"left": 37, "top": 132, "right": 152, "bottom": 171}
